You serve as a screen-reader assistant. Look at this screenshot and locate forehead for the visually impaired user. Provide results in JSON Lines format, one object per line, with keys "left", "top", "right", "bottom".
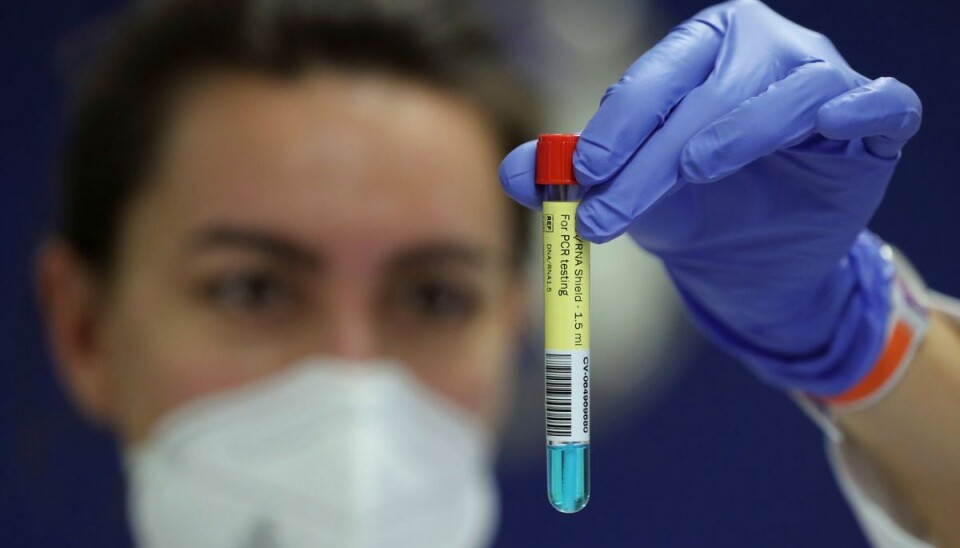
{"left": 144, "top": 70, "right": 511, "bottom": 255}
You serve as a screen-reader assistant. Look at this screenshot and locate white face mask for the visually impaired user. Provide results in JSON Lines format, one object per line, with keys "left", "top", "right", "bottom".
{"left": 124, "top": 358, "right": 499, "bottom": 548}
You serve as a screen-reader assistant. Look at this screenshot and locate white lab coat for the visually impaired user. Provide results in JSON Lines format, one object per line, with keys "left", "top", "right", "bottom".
{"left": 825, "top": 292, "right": 960, "bottom": 547}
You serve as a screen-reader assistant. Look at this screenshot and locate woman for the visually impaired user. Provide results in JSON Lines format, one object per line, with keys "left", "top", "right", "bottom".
{"left": 37, "top": 0, "right": 960, "bottom": 546}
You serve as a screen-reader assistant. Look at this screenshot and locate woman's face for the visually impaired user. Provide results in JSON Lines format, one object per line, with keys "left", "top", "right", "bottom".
{"left": 43, "top": 71, "right": 525, "bottom": 442}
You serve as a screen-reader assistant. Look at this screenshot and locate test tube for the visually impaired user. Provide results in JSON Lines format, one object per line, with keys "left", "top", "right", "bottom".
{"left": 537, "top": 134, "right": 591, "bottom": 513}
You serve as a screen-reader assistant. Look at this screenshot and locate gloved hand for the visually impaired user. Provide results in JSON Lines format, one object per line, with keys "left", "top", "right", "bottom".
{"left": 500, "top": 0, "right": 922, "bottom": 396}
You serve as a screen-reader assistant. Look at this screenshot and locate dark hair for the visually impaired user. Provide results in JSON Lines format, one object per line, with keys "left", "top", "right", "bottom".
{"left": 59, "top": 0, "right": 536, "bottom": 273}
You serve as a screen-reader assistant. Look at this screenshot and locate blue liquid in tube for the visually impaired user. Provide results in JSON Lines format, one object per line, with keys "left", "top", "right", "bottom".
{"left": 547, "top": 443, "right": 590, "bottom": 513}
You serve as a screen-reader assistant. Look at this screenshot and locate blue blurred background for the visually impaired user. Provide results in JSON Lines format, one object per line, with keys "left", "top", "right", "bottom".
{"left": 2, "top": 0, "right": 957, "bottom": 546}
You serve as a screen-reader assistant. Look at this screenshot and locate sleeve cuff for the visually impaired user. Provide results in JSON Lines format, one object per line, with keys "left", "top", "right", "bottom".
{"left": 793, "top": 256, "right": 959, "bottom": 548}
{"left": 826, "top": 436, "right": 934, "bottom": 548}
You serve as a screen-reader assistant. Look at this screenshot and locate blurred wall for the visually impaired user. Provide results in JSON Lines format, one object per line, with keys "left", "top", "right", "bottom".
{"left": 2, "top": 1, "right": 957, "bottom": 547}
{"left": 2, "top": 1, "right": 134, "bottom": 547}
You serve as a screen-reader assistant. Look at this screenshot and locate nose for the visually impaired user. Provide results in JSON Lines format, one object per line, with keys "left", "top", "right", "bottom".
{"left": 322, "top": 288, "right": 381, "bottom": 361}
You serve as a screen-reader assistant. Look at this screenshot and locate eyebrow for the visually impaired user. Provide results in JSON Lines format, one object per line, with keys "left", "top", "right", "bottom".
{"left": 387, "top": 243, "right": 494, "bottom": 271}
{"left": 189, "top": 226, "right": 321, "bottom": 270}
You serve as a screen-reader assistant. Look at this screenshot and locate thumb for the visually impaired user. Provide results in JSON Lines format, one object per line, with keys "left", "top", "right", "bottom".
{"left": 498, "top": 140, "right": 541, "bottom": 210}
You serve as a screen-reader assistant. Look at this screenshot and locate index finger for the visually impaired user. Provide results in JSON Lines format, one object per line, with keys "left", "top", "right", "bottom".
{"left": 573, "top": 17, "right": 725, "bottom": 187}
{"left": 816, "top": 77, "right": 922, "bottom": 158}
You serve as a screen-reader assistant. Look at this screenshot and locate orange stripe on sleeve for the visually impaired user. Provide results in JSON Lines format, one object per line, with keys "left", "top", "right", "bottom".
{"left": 825, "top": 320, "right": 913, "bottom": 406}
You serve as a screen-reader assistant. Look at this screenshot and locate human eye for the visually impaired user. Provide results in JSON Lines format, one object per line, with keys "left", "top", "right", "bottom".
{"left": 200, "top": 268, "right": 299, "bottom": 321}
{"left": 394, "top": 277, "right": 482, "bottom": 327}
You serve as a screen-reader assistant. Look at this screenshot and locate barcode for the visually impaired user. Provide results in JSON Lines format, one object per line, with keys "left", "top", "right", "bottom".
{"left": 545, "top": 352, "right": 573, "bottom": 437}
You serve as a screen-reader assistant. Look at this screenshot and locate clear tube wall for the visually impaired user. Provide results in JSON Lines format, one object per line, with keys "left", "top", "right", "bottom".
{"left": 541, "top": 180, "right": 590, "bottom": 513}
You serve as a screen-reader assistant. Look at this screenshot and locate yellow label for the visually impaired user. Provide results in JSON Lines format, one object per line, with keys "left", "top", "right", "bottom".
{"left": 543, "top": 201, "right": 590, "bottom": 350}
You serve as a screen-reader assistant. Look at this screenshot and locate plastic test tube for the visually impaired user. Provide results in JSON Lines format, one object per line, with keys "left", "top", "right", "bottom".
{"left": 536, "top": 134, "right": 591, "bottom": 513}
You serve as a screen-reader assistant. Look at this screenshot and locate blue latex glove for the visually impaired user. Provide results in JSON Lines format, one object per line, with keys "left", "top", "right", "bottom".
{"left": 500, "top": 0, "right": 922, "bottom": 396}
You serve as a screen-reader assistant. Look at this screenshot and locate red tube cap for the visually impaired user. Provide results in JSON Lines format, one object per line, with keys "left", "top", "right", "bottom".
{"left": 536, "top": 134, "right": 579, "bottom": 185}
